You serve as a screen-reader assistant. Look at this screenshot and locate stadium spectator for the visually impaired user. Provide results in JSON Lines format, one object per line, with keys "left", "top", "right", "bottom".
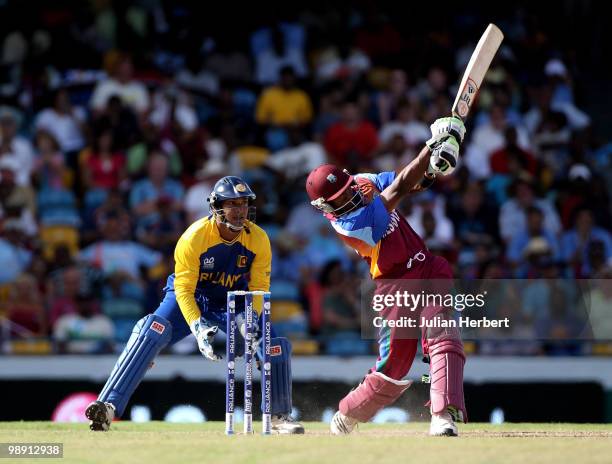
{"left": 312, "top": 83, "right": 343, "bottom": 141}
{"left": 318, "top": 260, "right": 361, "bottom": 336}
{"left": 376, "top": 70, "right": 413, "bottom": 125}
{"left": 378, "top": 99, "right": 429, "bottom": 150}
{"left": 32, "top": 130, "right": 69, "bottom": 190}
{"left": 129, "top": 151, "right": 184, "bottom": 228}
{"left": 586, "top": 268, "right": 612, "bottom": 340}
{"left": 464, "top": 104, "right": 531, "bottom": 179}
{"left": 312, "top": 37, "right": 371, "bottom": 83}
{"left": 560, "top": 209, "right": 612, "bottom": 277}
{"left": 0, "top": 220, "right": 32, "bottom": 284}
{"left": 135, "top": 196, "right": 184, "bottom": 255}
{"left": 103, "top": 96, "right": 141, "bottom": 151}
{"left": 412, "top": 67, "right": 450, "bottom": 112}
{"left": 405, "top": 192, "right": 454, "bottom": 251}
{"left": 149, "top": 85, "right": 199, "bottom": 135}
{"left": 256, "top": 66, "right": 313, "bottom": 129}
{"left": 90, "top": 52, "right": 150, "bottom": 115}
{"left": 184, "top": 159, "right": 227, "bottom": 223}
{"left": 507, "top": 206, "right": 561, "bottom": 277}
{"left": 324, "top": 100, "right": 378, "bottom": 171}
{"left": 448, "top": 182, "right": 499, "bottom": 251}
{"left": 79, "top": 121, "right": 126, "bottom": 191}
{"left": 374, "top": 132, "right": 412, "bottom": 173}
{"left": 53, "top": 294, "right": 114, "bottom": 354}
{"left": 0, "top": 157, "right": 37, "bottom": 236}
{"left": 79, "top": 210, "right": 162, "bottom": 281}
{"left": 7, "top": 273, "right": 46, "bottom": 337}
{"left": 252, "top": 23, "right": 308, "bottom": 85}
{"left": 264, "top": 128, "right": 326, "bottom": 181}
{"left": 544, "top": 59, "right": 574, "bottom": 106}
{"left": 523, "top": 84, "right": 590, "bottom": 136}
{"left": 0, "top": 106, "right": 34, "bottom": 186}
{"left": 34, "top": 88, "right": 86, "bottom": 155}
{"left": 499, "top": 176, "right": 561, "bottom": 243}
{"left": 48, "top": 266, "right": 85, "bottom": 326}
{"left": 490, "top": 127, "right": 538, "bottom": 176}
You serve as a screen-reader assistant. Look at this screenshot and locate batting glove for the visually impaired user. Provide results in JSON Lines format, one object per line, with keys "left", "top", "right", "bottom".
{"left": 429, "top": 136, "right": 460, "bottom": 176}
{"left": 426, "top": 116, "right": 466, "bottom": 149}
{"left": 190, "top": 318, "right": 222, "bottom": 361}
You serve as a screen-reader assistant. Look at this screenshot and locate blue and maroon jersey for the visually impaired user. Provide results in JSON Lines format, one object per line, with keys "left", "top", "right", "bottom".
{"left": 328, "top": 171, "right": 432, "bottom": 279}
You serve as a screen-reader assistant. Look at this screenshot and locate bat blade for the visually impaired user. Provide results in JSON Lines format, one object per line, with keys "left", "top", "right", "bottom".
{"left": 451, "top": 23, "right": 504, "bottom": 120}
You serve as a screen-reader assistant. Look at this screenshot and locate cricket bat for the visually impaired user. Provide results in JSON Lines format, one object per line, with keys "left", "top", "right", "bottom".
{"left": 419, "top": 23, "right": 503, "bottom": 184}
{"left": 451, "top": 23, "right": 504, "bottom": 120}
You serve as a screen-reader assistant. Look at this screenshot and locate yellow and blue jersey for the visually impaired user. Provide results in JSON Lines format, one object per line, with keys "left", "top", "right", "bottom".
{"left": 166, "top": 216, "right": 271, "bottom": 325}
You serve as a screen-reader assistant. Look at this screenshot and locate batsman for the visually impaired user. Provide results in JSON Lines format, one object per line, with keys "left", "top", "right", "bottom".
{"left": 86, "top": 176, "right": 304, "bottom": 434}
{"left": 306, "top": 117, "right": 467, "bottom": 436}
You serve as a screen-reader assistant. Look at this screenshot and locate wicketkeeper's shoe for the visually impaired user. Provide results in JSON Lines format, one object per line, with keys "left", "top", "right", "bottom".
{"left": 85, "top": 400, "right": 115, "bottom": 431}
{"left": 271, "top": 414, "right": 305, "bottom": 434}
{"left": 429, "top": 410, "right": 458, "bottom": 437}
{"left": 330, "top": 411, "right": 358, "bottom": 435}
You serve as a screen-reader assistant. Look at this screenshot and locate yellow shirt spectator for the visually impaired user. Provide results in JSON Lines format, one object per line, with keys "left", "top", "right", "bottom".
{"left": 256, "top": 86, "right": 313, "bottom": 126}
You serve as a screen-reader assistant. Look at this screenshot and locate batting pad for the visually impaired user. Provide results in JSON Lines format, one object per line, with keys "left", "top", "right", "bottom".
{"left": 98, "top": 314, "right": 173, "bottom": 416}
{"left": 339, "top": 372, "right": 411, "bottom": 422}
{"left": 268, "top": 337, "right": 292, "bottom": 415}
{"left": 428, "top": 339, "right": 467, "bottom": 422}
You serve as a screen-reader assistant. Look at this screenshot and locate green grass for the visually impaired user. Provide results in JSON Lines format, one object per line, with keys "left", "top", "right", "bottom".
{"left": 1, "top": 422, "right": 611, "bottom": 464}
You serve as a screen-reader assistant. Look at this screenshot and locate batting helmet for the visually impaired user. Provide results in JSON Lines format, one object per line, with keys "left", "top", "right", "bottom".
{"left": 305, "top": 164, "right": 363, "bottom": 215}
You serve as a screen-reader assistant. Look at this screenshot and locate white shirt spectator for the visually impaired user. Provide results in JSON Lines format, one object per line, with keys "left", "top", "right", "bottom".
{"left": 523, "top": 102, "right": 591, "bottom": 135}
{"left": 175, "top": 68, "right": 219, "bottom": 96}
{"left": 255, "top": 49, "right": 308, "bottom": 85}
{"left": 149, "top": 89, "right": 198, "bottom": 132}
{"left": 184, "top": 182, "right": 214, "bottom": 223}
{"left": 285, "top": 202, "right": 328, "bottom": 240}
{"left": 379, "top": 121, "right": 430, "bottom": 147}
{"left": 0, "top": 235, "right": 32, "bottom": 284}
{"left": 35, "top": 107, "right": 86, "bottom": 153}
{"left": 315, "top": 48, "right": 371, "bottom": 82}
{"left": 90, "top": 78, "right": 150, "bottom": 114}
{"left": 183, "top": 159, "right": 226, "bottom": 223}
{"left": 265, "top": 142, "right": 326, "bottom": 180}
{"left": 0, "top": 136, "right": 34, "bottom": 186}
{"left": 405, "top": 196, "right": 454, "bottom": 247}
{"left": 463, "top": 123, "right": 531, "bottom": 179}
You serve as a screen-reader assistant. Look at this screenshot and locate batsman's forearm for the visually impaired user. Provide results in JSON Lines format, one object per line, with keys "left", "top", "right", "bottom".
{"left": 395, "top": 146, "right": 431, "bottom": 193}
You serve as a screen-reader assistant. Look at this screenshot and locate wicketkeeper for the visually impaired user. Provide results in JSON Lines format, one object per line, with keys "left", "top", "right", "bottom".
{"left": 86, "top": 176, "right": 304, "bottom": 434}
{"left": 306, "top": 117, "right": 467, "bottom": 436}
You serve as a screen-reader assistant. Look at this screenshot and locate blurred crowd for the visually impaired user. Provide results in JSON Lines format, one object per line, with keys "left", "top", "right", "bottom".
{"left": 0, "top": 2, "right": 611, "bottom": 355}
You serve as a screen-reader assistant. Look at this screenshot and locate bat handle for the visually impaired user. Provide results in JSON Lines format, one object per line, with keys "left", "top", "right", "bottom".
{"left": 418, "top": 169, "right": 436, "bottom": 191}
{"left": 451, "top": 111, "right": 466, "bottom": 122}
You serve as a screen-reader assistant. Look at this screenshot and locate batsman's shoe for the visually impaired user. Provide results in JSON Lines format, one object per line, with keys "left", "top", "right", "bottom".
{"left": 85, "top": 400, "right": 115, "bottom": 431}
{"left": 271, "top": 414, "right": 305, "bottom": 434}
{"left": 330, "top": 411, "right": 358, "bottom": 435}
{"left": 429, "top": 410, "right": 458, "bottom": 437}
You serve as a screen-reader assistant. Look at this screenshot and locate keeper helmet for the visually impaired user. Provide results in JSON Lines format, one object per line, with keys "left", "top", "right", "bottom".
{"left": 207, "top": 176, "right": 256, "bottom": 230}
